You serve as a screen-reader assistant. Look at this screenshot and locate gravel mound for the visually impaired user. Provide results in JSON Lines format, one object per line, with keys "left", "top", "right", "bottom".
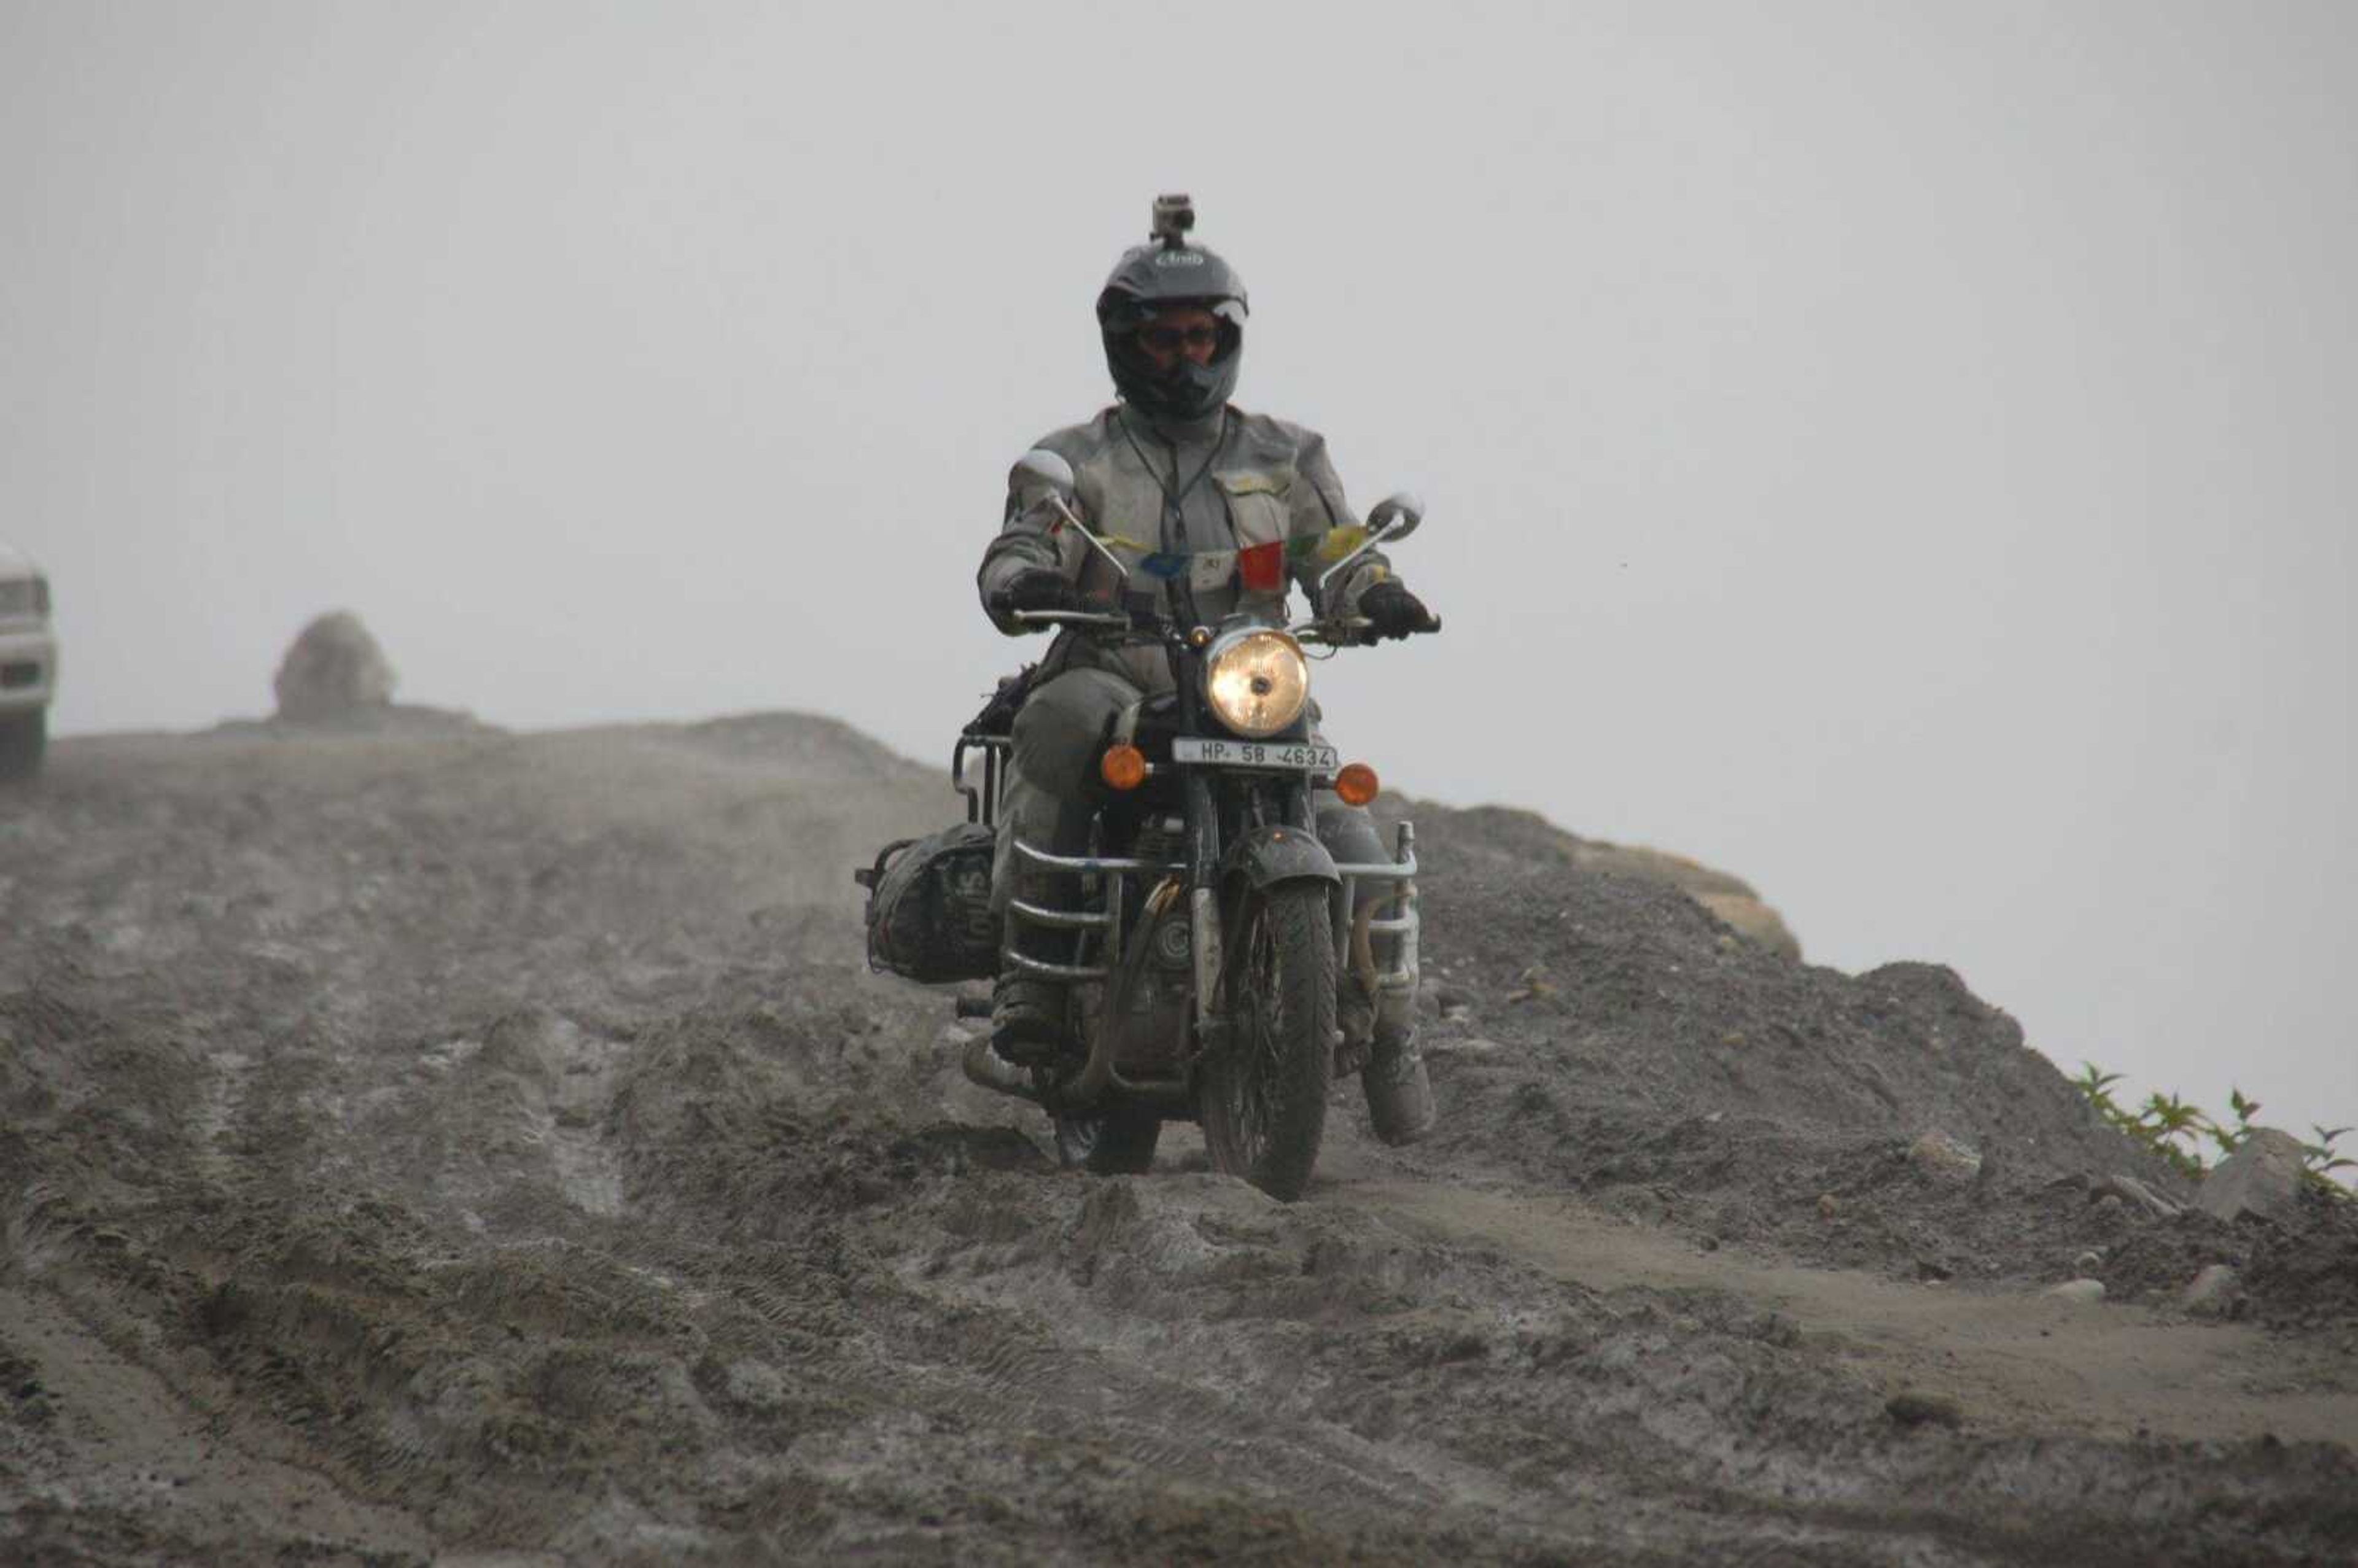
{"left": 0, "top": 718, "right": 2348, "bottom": 1564}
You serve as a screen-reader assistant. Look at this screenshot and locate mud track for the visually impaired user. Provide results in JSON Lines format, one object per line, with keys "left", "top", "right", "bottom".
{"left": 2, "top": 719, "right": 2351, "bottom": 1564}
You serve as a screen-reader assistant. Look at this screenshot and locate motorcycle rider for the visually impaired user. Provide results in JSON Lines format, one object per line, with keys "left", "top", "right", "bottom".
{"left": 976, "top": 196, "right": 1442, "bottom": 1144}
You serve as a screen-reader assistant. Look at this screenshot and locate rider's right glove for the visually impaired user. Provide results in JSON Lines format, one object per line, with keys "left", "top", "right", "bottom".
{"left": 1358, "top": 580, "right": 1441, "bottom": 641}
{"left": 992, "top": 567, "right": 1079, "bottom": 621}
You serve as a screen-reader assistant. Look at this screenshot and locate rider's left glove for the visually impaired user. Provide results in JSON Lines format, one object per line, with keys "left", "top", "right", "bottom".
{"left": 1358, "top": 580, "right": 1441, "bottom": 641}
{"left": 992, "top": 568, "right": 1079, "bottom": 620}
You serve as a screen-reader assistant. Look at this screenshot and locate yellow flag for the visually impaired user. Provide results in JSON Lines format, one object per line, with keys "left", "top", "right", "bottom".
{"left": 1317, "top": 526, "right": 1369, "bottom": 564}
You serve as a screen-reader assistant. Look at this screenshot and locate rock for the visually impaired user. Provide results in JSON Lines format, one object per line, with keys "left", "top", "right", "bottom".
{"left": 273, "top": 611, "right": 396, "bottom": 722}
{"left": 2047, "top": 1278, "right": 2106, "bottom": 1305}
{"left": 1909, "top": 1130, "right": 1983, "bottom": 1184}
{"left": 2197, "top": 1128, "right": 2309, "bottom": 1222}
{"left": 2101, "top": 1173, "right": 2181, "bottom": 1220}
{"left": 2181, "top": 1263, "right": 2241, "bottom": 1317}
{"left": 1886, "top": 1390, "right": 1964, "bottom": 1429}
{"left": 2073, "top": 1249, "right": 2104, "bottom": 1271}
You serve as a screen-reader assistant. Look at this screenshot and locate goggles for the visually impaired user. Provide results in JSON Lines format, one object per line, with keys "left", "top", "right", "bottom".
{"left": 1140, "top": 324, "right": 1221, "bottom": 352}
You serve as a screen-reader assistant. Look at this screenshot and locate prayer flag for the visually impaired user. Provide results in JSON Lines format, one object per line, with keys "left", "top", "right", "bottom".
{"left": 1317, "top": 525, "right": 1369, "bottom": 564}
{"left": 1238, "top": 540, "right": 1286, "bottom": 593}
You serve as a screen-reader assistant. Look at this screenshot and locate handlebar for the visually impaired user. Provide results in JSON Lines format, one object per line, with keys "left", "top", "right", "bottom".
{"left": 1010, "top": 609, "right": 1134, "bottom": 629}
{"left": 1291, "top": 616, "right": 1371, "bottom": 646}
{"left": 1013, "top": 607, "right": 1437, "bottom": 645}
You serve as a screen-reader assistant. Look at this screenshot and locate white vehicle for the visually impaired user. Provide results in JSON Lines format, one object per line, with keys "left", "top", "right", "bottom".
{"left": 0, "top": 543, "right": 56, "bottom": 780}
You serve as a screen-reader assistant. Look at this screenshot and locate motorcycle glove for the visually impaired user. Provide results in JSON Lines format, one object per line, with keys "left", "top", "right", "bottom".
{"left": 1358, "top": 580, "right": 1440, "bottom": 641}
{"left": 993, "top": 568, "right": 1079, "bottom": 619}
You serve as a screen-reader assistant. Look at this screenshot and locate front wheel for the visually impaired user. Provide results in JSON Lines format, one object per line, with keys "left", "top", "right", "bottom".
{"left": 1199, "top": 882, "right": 1336, "bottom": 1201}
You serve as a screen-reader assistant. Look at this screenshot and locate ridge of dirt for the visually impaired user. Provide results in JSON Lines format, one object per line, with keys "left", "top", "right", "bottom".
{"left": 1, "top": 718, "right": 2350, "bottom": 1564}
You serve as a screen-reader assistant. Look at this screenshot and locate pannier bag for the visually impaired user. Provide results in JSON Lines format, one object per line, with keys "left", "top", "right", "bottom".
{"left": 856, "top": 823, "right": 998, "bottom": 984}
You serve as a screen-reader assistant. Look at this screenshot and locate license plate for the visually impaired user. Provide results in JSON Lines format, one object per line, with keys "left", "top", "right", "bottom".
{"left": 1170, "top": 737, "right": 1339, "bottom": 771}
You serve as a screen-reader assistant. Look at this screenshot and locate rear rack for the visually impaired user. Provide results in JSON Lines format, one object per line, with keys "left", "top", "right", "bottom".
{"left": 954, "top": 731, "right": 1011, "bottom": 826}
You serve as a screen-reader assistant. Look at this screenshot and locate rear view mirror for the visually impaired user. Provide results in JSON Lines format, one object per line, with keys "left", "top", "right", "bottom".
{"left": 1318, "top": 490, "right": 1425, "bottom": 594}
{"left": 1011, "top": 448, "right": 1128, "bottom": 580}
{"left": 1013, "top": 449, "right": 1077, "bottom": 500}
{"left": 1366, "top": 492, "right": 1423, "bottom": 543}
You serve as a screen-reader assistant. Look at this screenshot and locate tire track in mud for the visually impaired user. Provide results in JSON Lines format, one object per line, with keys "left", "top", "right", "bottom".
{"left": 1333, "top": 1168, "right": 2358, "bottom": 1446}
{"left": 0, "top": 1284, "right": 434, "bottom": 1562}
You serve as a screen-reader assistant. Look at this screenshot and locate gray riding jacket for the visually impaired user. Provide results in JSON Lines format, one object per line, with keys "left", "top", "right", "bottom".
{"left": 977, "top": 404, "right": 1398, "bottom": 695}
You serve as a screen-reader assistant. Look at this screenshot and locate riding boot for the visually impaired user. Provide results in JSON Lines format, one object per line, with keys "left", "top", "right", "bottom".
{"left": 1362, "top": 1007, "right": 1435, "bottom": 1146}
{"left": 1334, "top": 971, "right": 1377, "bottom": 1078}
{"left": 991, "top": 872, "right": 1080, "bottom": 1065}
{"left": 992, "top": 969, "right": 1072, "bottom": 1065}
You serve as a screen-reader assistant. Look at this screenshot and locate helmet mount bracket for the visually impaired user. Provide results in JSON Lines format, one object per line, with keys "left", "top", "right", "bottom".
{"left": 1151, "top": 193, "right": 1195, "bottom": 249}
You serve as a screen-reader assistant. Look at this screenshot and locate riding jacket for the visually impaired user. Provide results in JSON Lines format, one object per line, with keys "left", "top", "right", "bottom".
{"left": 977, "top": 404, "right": 1398, "bottom": 696}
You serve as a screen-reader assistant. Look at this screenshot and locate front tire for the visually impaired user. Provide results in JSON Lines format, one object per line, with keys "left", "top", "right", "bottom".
{"left": 0, "top": 708, "right": 45, "bottom": 783}
{"left": 1199, "top": 882, "right": 1336, "bottom": 1201}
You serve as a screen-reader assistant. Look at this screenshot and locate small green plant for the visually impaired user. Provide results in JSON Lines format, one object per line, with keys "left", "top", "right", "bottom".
{"left": 2306, "top": 1125, "right": 2356, "bottom": 1187}
{"left": 2071, "top": 1062, "right": 2126, "bottom": 1119}
{"left": 2071, "top": 1065, "right": 2351, "bottom": 1197}
{"left": 2135, "top": 1090, "right": 2214, "bottom": 1181}
{"left": 2208, "top": 1087, "right": 2262, "bottom": 1160}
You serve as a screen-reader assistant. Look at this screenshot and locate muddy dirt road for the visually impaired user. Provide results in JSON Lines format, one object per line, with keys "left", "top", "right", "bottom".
{"left": 2, "top": 717, "right": 2352, "bottom": 1563}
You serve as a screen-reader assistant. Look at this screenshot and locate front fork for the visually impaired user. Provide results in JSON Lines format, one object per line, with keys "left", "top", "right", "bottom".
{"left": 1185, "top": 769, "right": 1226, "bottom": 1044}
{"left": 1186, "top": 775, "right": 1421, "bottom": 1047}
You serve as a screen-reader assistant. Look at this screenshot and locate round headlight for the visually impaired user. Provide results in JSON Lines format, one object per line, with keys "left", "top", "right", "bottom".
{"left": 1203, "top": 628, "right": 1310, "bottom": 738}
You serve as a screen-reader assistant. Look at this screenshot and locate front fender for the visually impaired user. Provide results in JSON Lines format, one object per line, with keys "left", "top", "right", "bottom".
{"left": 1220, "top": 823, "right": 1340, "bottom": 893}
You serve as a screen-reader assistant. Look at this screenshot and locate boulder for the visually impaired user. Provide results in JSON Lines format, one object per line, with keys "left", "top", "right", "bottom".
{"left": 2197, "top": 1128, "right": 2309, "bottom": 1222}
{"left": 274, "top": 611, "right": 396, "bottom": 722}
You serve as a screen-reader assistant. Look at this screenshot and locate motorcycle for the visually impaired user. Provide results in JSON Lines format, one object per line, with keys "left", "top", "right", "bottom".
{"left": 945, "top": 449, "right": 1432, "bottom": 1201}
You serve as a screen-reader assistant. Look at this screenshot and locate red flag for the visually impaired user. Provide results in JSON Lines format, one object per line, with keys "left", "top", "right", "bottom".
{"left": 1237, "top": 540, "right": 1286, "bottom": 593}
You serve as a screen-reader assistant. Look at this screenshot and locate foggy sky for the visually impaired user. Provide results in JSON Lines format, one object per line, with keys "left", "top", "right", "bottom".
{"left": 5, "top": 2, "right": 2352, "bottom": 1144}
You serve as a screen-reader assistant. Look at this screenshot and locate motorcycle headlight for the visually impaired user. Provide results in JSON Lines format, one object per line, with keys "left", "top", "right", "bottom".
{"left": 1203, "top": 627, "right": 1310, "bottom": 738}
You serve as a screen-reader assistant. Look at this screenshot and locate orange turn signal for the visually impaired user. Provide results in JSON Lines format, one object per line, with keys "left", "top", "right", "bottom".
{"left": 1100, "top": 743, "right": 1148, "bottom": 791}
{"left": 1334, "top": 762, "right": 1380, "bottom": 807}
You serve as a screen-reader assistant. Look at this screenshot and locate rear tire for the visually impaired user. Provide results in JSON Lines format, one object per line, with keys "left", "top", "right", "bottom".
{"left": 1054, "top": 1108, "right": 1162, "bottom": 1175}
{"left": 0, "top": 709, "right": 44, "bottom": 782}
{"left": 1199, "top": 882, "right": 1336, "bottom": 1201}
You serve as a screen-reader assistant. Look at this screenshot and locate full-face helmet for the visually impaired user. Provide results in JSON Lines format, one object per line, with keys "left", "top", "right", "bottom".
{"left": 1094, "top": 193, "right": 1249, "bottom": 422}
